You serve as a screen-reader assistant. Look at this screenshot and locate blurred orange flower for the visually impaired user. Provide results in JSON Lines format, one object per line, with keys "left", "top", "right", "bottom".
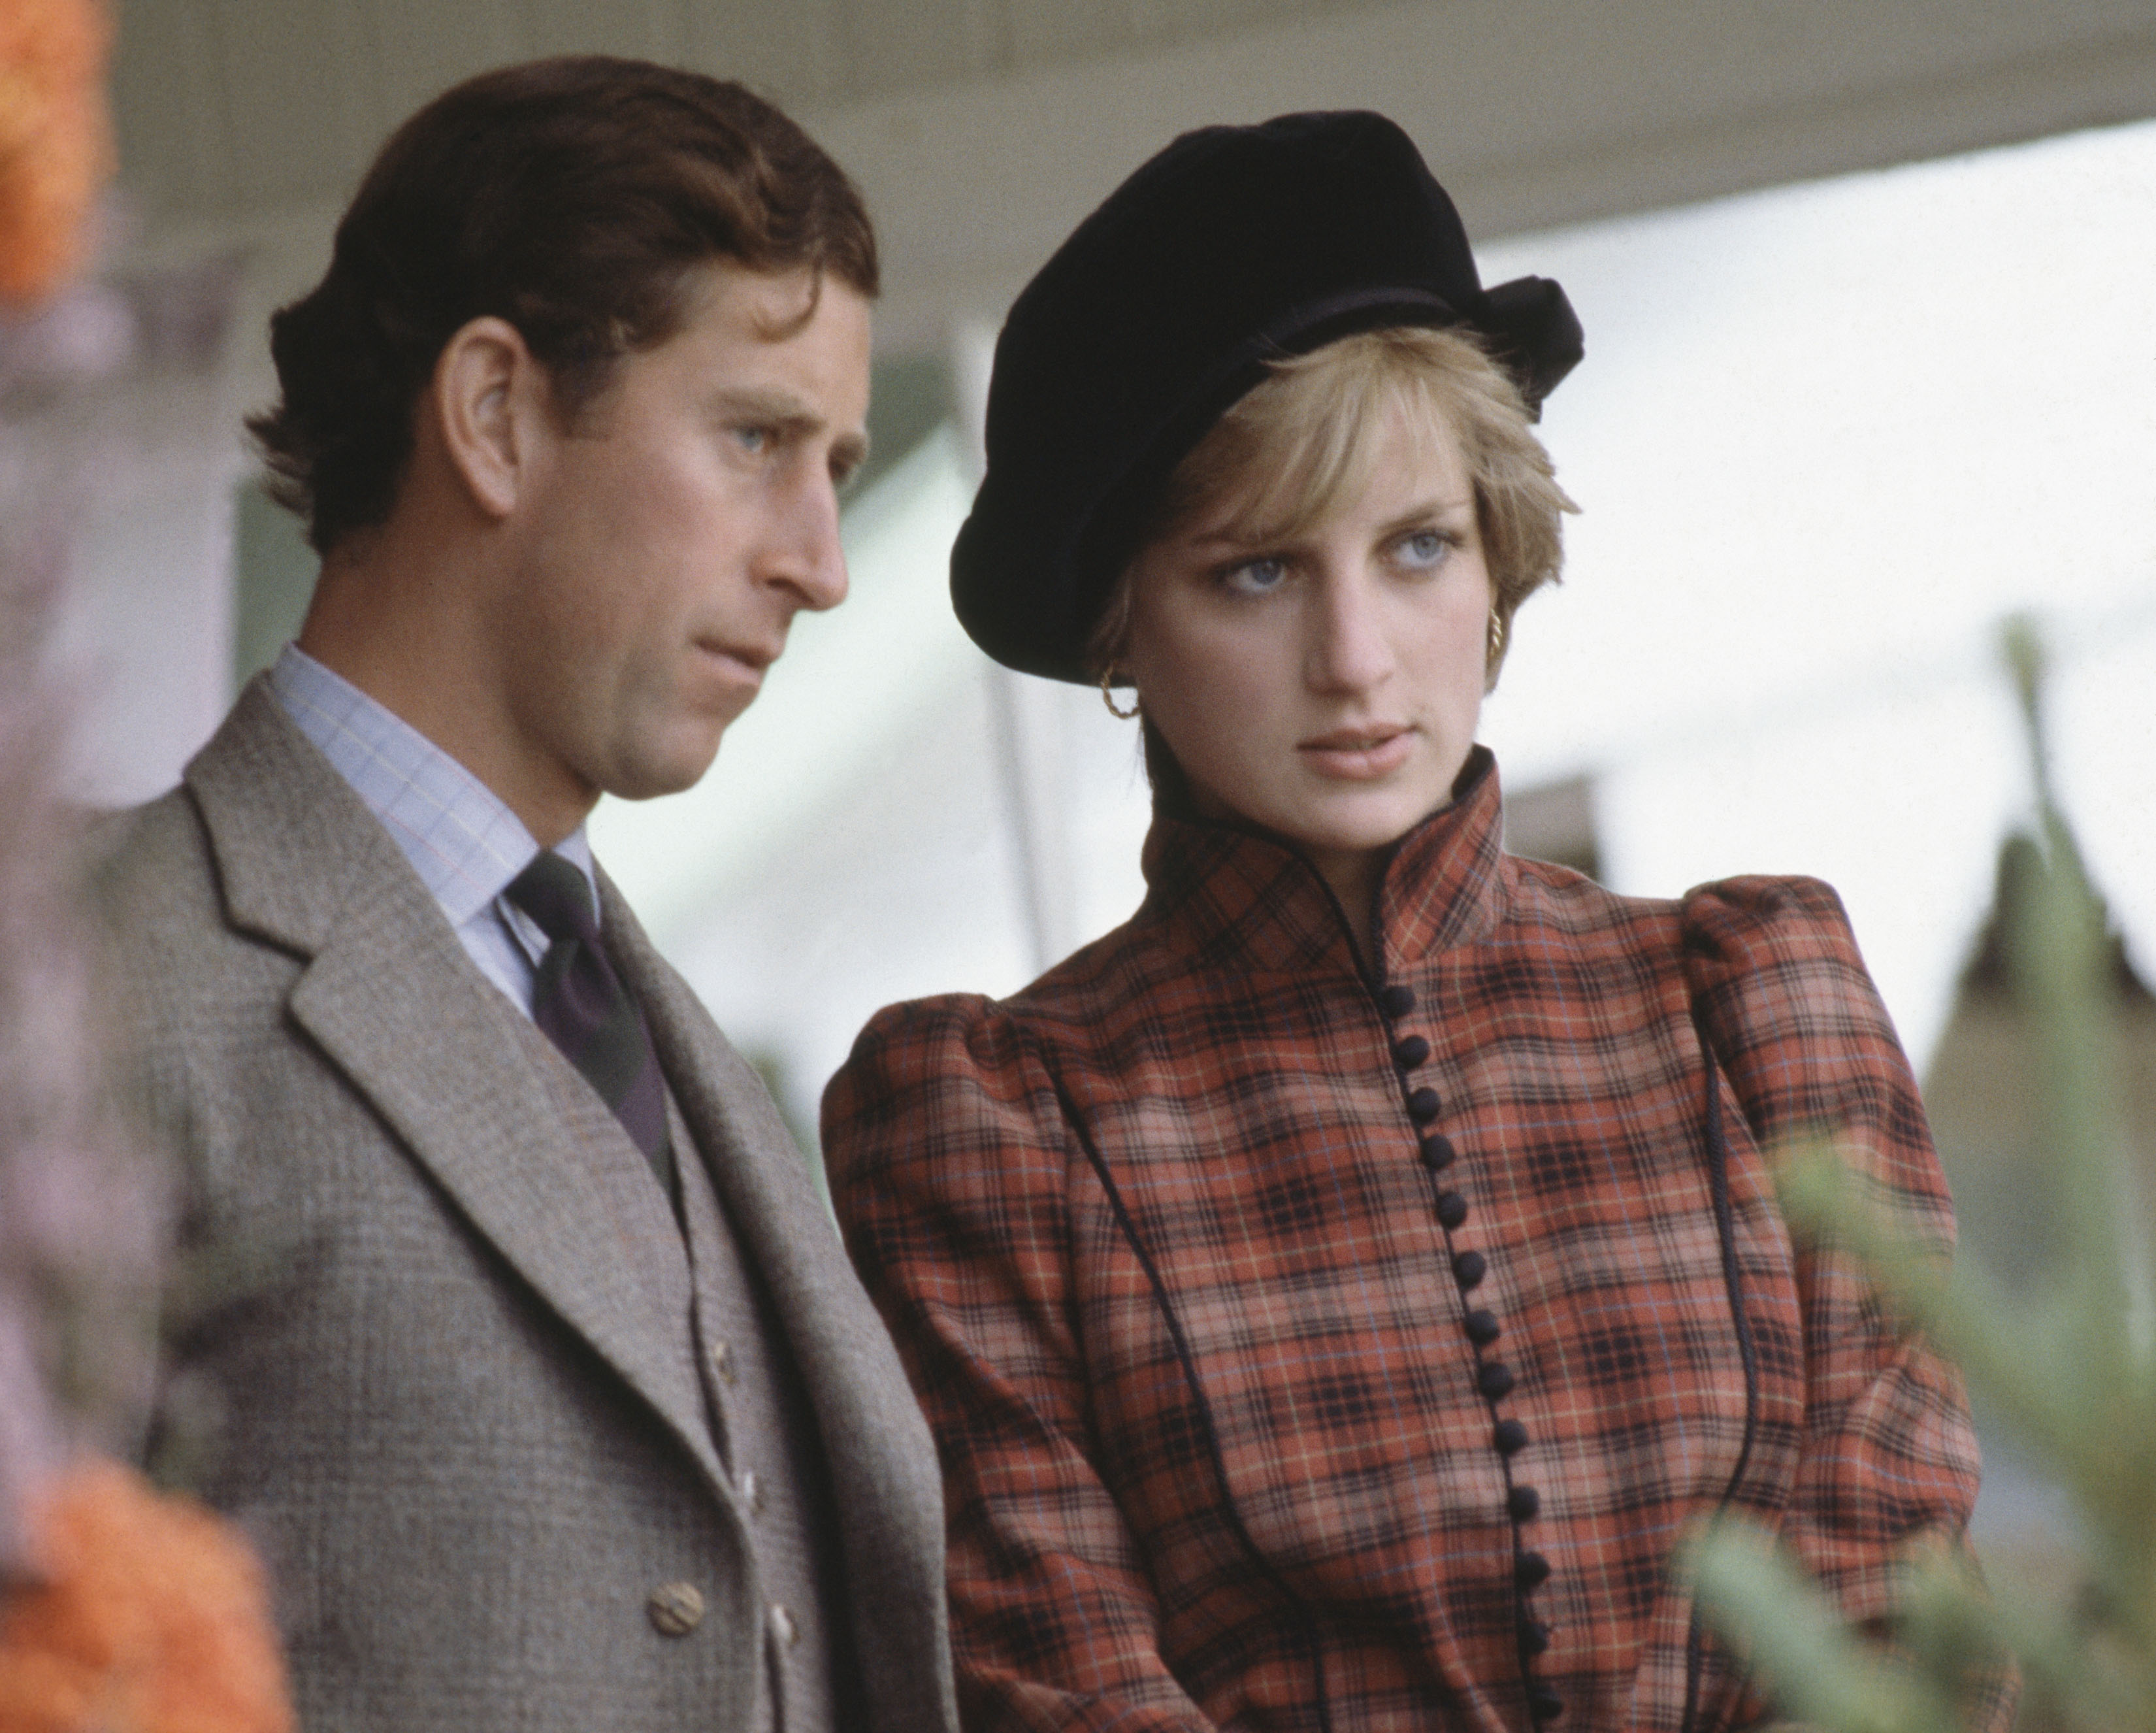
{"left": 0, "top": 1460, "right": 293, "bottom": 1733}
{"left": 0, "top": 0, "right": 114, "bottom": 307}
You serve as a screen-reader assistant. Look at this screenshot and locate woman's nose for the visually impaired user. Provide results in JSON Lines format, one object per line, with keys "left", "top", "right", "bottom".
{"left": 1303, "top": 565, "right": 1393, "bottom": 693}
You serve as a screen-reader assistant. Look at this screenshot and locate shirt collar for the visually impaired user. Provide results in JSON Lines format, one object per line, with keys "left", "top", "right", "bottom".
{"left": 1136, "top": 746, "right": 1508, "bottom": 981}
{"left": 267, "top": 643, "right": 596, "bottom": 927}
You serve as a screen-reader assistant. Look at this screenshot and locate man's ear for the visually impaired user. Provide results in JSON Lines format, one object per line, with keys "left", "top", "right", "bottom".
{"left": 431, "top": 316, "right": 547, "bottom": 521}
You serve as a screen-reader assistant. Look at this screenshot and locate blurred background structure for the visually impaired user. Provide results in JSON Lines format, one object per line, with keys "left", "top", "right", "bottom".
{"left": 19, "top": 0, "right": 2156, "bottom": 1553}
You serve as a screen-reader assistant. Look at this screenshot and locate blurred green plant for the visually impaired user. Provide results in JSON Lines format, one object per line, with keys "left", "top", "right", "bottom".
{"left": 1684, "top": 614, "right": 2152, "bottom": 1733}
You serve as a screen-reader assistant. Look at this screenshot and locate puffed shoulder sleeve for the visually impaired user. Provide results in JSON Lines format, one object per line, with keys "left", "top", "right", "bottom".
{"left": 1682, "top": 877, "right": 2014, "bottom": 1730}
{"left": 1682, "top": 874, "right": 1952, "bottom": 1251}
{"left": 823, "top": 997, "right": 1218, "bottom": 1733}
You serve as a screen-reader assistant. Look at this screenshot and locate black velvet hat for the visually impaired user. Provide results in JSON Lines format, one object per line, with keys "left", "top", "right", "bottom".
{"left": 950, "top": 110, "right": 1584, "bottom": 684}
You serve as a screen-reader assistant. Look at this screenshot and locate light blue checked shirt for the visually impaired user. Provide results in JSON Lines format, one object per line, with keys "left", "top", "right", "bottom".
{"left": 269, "top": 643, "right": 598, "bottom": 1019}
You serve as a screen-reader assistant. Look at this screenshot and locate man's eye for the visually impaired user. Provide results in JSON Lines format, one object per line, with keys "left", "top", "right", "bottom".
{"left": 1220, "top": 556, "right": 1288, "bottom": 596}
{"left": 732, "top": 424, "right": 772, "bottom": 454}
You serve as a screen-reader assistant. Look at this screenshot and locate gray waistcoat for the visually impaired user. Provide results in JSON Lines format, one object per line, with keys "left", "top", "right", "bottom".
{"left": 508, "top": 1010, "right": 861, "bottom": 1733}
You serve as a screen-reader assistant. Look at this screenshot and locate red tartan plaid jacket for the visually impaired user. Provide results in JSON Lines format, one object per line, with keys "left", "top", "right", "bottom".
{"left": 825, "top": 751, "right": 2003, "bottom": 1733}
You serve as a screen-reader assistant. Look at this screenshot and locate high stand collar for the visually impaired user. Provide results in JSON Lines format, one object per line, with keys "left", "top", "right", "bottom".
{"left": 1135, "top": 746, "right": 1508, "bottom": 983}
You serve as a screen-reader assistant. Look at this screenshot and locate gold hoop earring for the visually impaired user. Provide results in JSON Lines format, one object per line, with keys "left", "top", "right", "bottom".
{"left": 1100, "top": 667, "right": 1140, "bottom": 720}
{"left": 1486, "top": 609, "right": 1507, "bottom": 662}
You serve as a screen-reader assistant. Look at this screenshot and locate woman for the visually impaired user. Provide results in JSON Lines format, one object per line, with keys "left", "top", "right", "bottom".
{"left": 825, "top": 113, "right": 2004, "bottom": 1733}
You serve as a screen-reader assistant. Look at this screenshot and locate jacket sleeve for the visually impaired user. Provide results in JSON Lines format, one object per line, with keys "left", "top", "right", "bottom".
{"left": 1682, "top": 876, "right": 2015, "bottom": 1731}
{"left": 824, "top": 996, "right": 1218, "bottom": 1733}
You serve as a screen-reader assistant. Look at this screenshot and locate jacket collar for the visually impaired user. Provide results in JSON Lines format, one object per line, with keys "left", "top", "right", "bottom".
{"left": 185, "top": 676, "right": 400, "bottom": 957}
{"left": 1137, "top": 746, "right": 1508, "bottom": 982}
{"left": 184, "top": 682, "right": 736, "bottom": 1490}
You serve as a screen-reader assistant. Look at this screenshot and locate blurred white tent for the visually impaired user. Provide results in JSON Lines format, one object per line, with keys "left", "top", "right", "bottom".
{"left": 38, "top": 0, "right": 2156, "bottom": 1134}
{"left": 590, "top": 116, "right": 2156, "bottom": 1136}
{"left": 22, "top": 0, "right": 2148, "bottom": 1564}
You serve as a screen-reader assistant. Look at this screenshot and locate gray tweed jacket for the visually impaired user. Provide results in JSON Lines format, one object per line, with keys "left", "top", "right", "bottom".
{"left": 93, "top": 679, "right": 956, "bottom": 1733}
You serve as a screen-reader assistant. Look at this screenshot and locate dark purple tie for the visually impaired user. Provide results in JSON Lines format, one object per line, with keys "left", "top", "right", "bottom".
{"left": 505, "top": 851, "right": 676, "bottom": 1206}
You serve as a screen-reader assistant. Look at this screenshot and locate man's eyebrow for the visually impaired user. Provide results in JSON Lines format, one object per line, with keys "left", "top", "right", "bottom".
{"left": 712, "top": 386, "right": 869, "bottom": 475}
{"left": 832, "top": 429, "right": 870, "bottom": 478}
{"left": 710, "top": 386, "right": 821, "bottom": 428}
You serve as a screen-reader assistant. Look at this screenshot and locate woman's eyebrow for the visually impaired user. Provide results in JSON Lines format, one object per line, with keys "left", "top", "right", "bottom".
{"left": 1181, "top": 492, "right": 1477, "bottom": 553}
{"left": 1377, "top": 494, "right": 1476, "bottom": 536}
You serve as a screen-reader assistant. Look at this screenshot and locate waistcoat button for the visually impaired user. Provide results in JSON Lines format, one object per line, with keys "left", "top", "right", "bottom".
{"left": 1515, "top": 1549, "right": 1552, "bottom": 1589}
{"left": 1406, "top": 1087, "right": 1442, "bottom": 1123}
{"left": 1508, "top": 1483, "right": 1542, "bottom": 1521}
{"left": 1420, "top": 1134, "right": 1456, "bottom": 1170}
{"left": 1477, "top": 1361, "right": 1514, "bottom": 1399}
{"left": 1465, "top": 1308, "right": 1501, "bottom": 1345}
{"left": 647, "top": 1581, "right": 706, "bottom": 1636}
{"left": 1379, "top": 985, "right": 1416, "bottom": 1017}
{"left": 1494, "top": 1417, "right": 1529, "bottom": 1455}
{"left": 1435, "top": 1191, "right": 1469, "bottom": 1230}
{"left": 1452, "top": 1249, "right": 1486, "bottom": 1289}
{"left": 1392, "top": 1035, "right": 1431, "bottom": 1069}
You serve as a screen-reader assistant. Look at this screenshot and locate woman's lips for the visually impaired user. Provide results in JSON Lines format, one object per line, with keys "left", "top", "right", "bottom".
{"left": 1298, "top": 727, "right": 1414, "bottom": 780}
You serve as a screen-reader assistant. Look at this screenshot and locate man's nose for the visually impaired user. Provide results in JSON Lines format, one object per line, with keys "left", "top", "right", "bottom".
{"left": 764, "top": 468, "right": 850, "bottom": 614}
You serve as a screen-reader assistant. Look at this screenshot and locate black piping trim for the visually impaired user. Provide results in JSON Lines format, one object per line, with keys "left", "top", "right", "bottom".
{"left": 1053, "top": 1075, "right": 1336, "bottom": 1733}
{"left": 1682, "top": 1005, "right": 1761, "bottom": 1733}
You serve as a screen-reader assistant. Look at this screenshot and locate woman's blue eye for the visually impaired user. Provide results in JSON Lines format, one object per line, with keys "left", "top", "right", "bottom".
{"left": 1222, "top": 557, "right": 1288, "bottom": 595}
{"left": 1397, "top": 529, "right": 1452, "bottom": 569}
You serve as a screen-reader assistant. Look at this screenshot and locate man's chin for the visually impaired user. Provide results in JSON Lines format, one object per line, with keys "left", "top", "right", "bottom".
{"left": 600, "top": 737, "right": 727, "bottom": 803}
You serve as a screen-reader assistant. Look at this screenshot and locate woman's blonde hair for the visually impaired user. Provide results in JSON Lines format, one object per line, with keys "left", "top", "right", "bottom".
{"left": 1088, "top": 325, "right": 1576, "bottom": 688}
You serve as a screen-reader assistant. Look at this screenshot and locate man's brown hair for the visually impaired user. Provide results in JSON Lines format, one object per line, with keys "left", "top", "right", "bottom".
{"left": 249, "top": 56, "right": 878, "bottom": 555}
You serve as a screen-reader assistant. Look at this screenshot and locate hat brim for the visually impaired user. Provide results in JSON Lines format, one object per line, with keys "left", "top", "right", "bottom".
{"left": 954, "top": 275, "right": 1582, "bottom": 687}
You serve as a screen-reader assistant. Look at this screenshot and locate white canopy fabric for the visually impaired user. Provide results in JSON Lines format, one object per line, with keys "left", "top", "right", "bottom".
{"left": 591, "top": 116, "right": 2156, "bottom": 1136}
{"left": 1475, "top": 116, "right": 2156, "bottom": 1066}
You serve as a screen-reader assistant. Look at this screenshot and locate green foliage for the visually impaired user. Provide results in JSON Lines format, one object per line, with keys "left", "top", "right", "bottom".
{"left": 1686, "top": 616, "right": 2152, "bottom": 1732}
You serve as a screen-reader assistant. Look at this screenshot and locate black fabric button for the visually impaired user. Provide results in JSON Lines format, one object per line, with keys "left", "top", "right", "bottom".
{"left": 1392, "top": 1035, "right": 1431, "bottom": 1070}
{"left": 1464, "top": 1309, "right": 1501, "bottom": 1345}
{"left": 1518, "top": 1617, "right": 1550, "bottom": 1657}
{"left": 1508, "top": 1484, "right": 1542, "bottom": 1521}
{"left": 1515, "top": 1549, "right": 1552, "bottom": 1589}
{"left": 1406, "top": 1087, "right": 1441, "bottom": 1123}
{"left": 1420, "top": 1134, "right": 1456, "bottom": 1171}
{"left": 1493, "top": 1417, "right": 1529, "bottom": 1455}
{"left": 1477, "top": 1361, "right": 1514, "bottom": 1399}
{"left": 1379, "top": 985, "right": 1416, "bottom": 1018}
{"left": 1435, "top": 1191, "right": 1469, "bottom": 1230}
{"left": 1529, "top": 1685, "right": 1565, "bottom": 1722}
{"left": 1452, "top": 1250, "right": 1486, "bottom": 1289}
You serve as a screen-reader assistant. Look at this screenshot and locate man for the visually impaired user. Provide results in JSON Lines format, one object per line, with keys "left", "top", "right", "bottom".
{"left": 95, "top": 58, "right": 956, "bottom": 1733}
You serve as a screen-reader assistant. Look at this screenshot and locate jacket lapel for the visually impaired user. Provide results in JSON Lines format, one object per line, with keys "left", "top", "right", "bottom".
{"left": 184, "top": 682, "right": 726, "bottom": 1494}
{"left": 602, "top": 880, "right": 956, "bottom": 1733}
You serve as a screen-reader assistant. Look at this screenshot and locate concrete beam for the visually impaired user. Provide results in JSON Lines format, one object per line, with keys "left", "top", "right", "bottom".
{"left": 798, "top": 0, "right": 2156, "bottom": 348}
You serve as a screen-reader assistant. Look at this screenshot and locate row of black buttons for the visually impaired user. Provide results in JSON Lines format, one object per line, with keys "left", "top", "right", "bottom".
{"left": 1379, "top": 980, "right": 1563, "bottom": 1726}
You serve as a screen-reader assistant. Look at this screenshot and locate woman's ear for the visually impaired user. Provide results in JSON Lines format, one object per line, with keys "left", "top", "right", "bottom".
{"left": 430, "top": 316, "right": 543, "bottom": 521}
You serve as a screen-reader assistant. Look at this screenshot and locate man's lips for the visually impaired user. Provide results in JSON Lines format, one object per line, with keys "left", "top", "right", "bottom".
{"left": 1298, "top": 725, "right": 1414, "bottom": 779}
{"left": 696, "top": 638, "right": 783, "bottom": 678}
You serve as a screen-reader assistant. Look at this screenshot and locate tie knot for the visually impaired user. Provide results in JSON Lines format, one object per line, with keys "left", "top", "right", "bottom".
{"left": 505, "top": 850, "right": 598, "bottom": 944}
